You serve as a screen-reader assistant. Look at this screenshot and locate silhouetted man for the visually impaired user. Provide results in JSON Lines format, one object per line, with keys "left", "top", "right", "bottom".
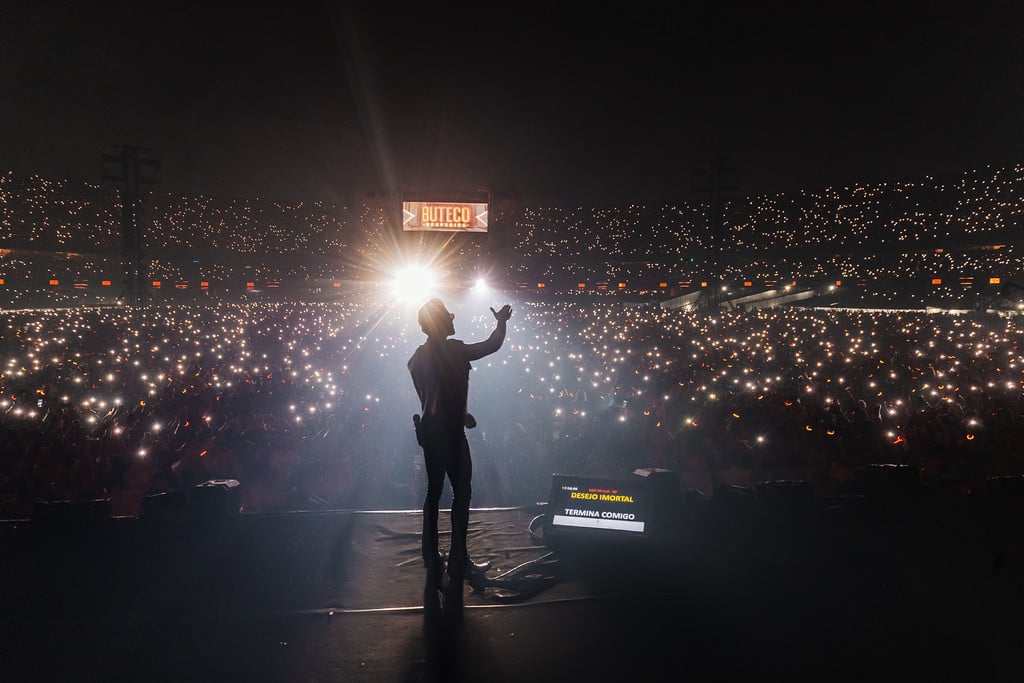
{"left": 409, "top": 297, "right": 512, "bottom": 616}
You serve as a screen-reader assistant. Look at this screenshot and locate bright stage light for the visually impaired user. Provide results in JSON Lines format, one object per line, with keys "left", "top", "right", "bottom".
{"left": 473, "top": 277, "right": 488, "bottom": 293}
{"left": 388, "top": 264, "right": 438, "bottom": 301}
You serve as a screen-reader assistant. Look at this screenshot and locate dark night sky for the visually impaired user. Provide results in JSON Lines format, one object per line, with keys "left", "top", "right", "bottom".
{"left": 3, "top": 1, "right": 1024, "bottom": 206}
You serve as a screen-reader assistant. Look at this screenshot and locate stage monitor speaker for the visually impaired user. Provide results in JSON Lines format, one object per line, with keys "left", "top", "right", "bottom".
{"left": 987, "top": 474, "right": 1024, "bottom": 497}
{"left": 864, "top": 464, "right": 920, "bottom": 497}
{"left": 985, "top": 475, "right": 1024, "bottom": 516}
{"left": 756, "top": 479, "right": 814, "bottom": 515}
{"left": 633, "top": 467, "right": 682, "bottom": 536}
{"left": 191, "top": 479, "right": 241, "bottom": 516}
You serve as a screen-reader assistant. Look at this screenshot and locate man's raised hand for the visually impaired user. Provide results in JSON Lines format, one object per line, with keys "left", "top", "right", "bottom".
{"left": 490, "top": 304, "right": 512, "bottom": 322}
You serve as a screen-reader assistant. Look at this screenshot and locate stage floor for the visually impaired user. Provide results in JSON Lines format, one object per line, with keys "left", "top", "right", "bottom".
{"left": 2, "top": 502, "right": 1023, "bottom": 681}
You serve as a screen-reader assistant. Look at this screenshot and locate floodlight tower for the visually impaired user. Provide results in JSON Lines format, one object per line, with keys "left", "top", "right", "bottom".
{"left": 691, "top": 157, "right": 738, "bottom": 311}
{"left": 102, "top": 145, "right": 159, "bottom": 308}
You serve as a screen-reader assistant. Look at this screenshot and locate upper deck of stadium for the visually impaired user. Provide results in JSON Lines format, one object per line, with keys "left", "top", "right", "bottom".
{"left": 0, "top": 162, "right": 1022, "bottom": 311}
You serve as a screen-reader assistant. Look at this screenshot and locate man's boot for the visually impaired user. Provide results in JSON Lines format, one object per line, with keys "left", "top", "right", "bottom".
{"left": 465, "top": 556, "right": 491, "bottom": 574}
{"left": 425, "top": 552, "right": 445, "bottom": 591}
{"left": 464, "top": 555, "right": 490, "bottom": 589}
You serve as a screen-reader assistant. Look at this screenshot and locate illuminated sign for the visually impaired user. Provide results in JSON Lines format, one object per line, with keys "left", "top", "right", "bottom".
{"left": 548, "top": 474, "right": 650, "bottom": 535}
{"left": 402, "top": 201, "right": 488, "bottom": 232}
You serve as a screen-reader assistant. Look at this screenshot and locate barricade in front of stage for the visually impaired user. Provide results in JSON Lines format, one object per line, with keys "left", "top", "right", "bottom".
{"left": 27, "top": 479, "right": 242, "bottom": 530}
{"left": 140, "top": 478, "right": 242, "bottom": 523}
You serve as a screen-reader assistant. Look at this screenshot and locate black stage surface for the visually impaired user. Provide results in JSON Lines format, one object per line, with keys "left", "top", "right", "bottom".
{"left": 3, "top": 488, "right": 1024, "bottom": 682}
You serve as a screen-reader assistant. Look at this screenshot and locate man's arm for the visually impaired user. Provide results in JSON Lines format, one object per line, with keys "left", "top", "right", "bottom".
{"left": 461, "top": 304, "right": 512, "bottom": 361}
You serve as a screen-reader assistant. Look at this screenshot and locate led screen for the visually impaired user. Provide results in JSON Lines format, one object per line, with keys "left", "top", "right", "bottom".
{"left": 547, "top": 474, "right": 649, "bottom": 534}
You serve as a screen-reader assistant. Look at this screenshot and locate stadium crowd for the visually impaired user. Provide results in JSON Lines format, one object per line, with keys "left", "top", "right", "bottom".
{"left": 2, "top": 295, "right": 1023, "bottom": 517}
{"left": 2, "top": 161, "right": 1024, "bottom": 516}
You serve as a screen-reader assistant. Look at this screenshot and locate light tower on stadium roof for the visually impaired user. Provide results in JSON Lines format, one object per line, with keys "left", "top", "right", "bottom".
{"left": 691, "top": 158, "right": 739, "bottom": 312}
{"left": 102, "top": 144, "right": 159, "bottom": 309}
